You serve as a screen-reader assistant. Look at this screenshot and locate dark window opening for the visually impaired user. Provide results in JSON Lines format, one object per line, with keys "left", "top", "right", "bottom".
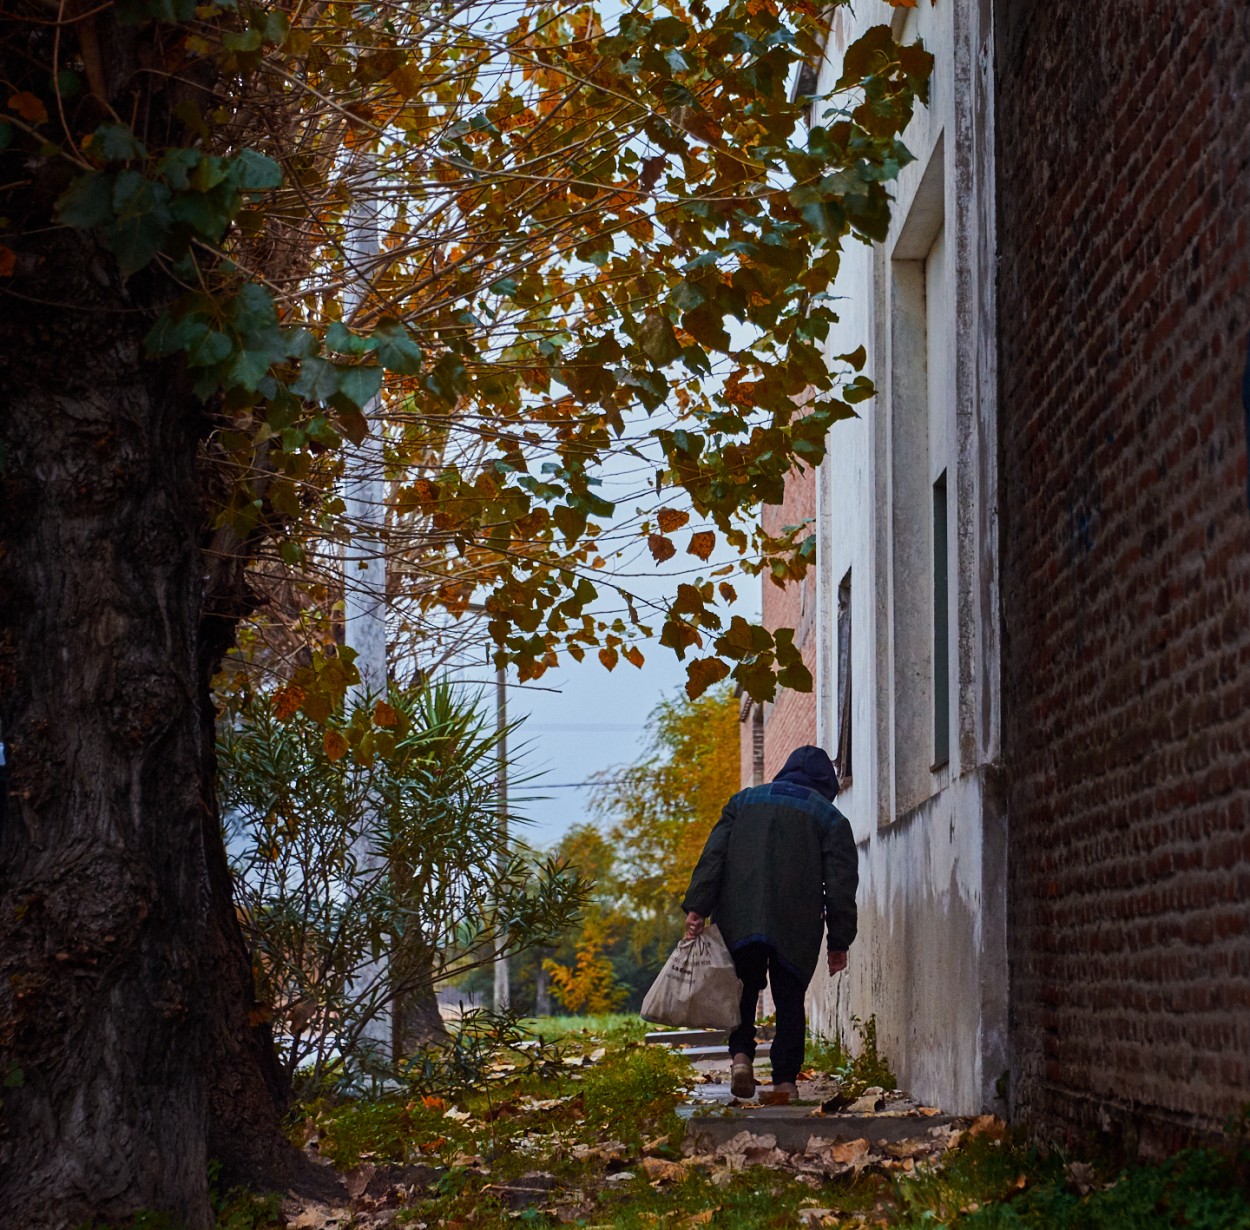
{"left": 835, "top": 569, "right": 853, "bottom": 784}
{"left": 932, "top": 471, "right": 950, "bottom": 769}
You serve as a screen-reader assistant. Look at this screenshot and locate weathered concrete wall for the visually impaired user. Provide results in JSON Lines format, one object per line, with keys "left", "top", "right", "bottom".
{"left": 806, "top": 0, "right": 1006, "bottom": 1117}
{"left": 996, "top": 0, "right": 1250, "bottom": 1149}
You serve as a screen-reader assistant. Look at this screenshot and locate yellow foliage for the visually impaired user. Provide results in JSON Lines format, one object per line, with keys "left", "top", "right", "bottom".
{"left": 543, "top": 915, "right": 626, "bottom": 1015}
{"left": 589, "top": 682, "right": 740, "bottom": 949}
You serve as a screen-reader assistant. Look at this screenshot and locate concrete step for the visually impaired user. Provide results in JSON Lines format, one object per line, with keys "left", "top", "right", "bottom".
{"left": 644, "top": 1029, "right": 728, "bottom": 1047}
{"left": 680, "top": 1104, "right": 957, "bottom": 1153}
{"left": 676, "top": 1042, "right": 770, "bottom": 1062}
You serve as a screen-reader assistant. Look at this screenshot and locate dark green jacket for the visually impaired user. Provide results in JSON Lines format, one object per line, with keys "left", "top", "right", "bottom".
{"left": 680, "top": 781, "right": 859, "bottom": 984}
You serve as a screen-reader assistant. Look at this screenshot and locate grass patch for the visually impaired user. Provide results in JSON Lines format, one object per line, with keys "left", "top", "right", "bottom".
{"left": 519, "top": 1012, "right": 650, "bottom": 1043}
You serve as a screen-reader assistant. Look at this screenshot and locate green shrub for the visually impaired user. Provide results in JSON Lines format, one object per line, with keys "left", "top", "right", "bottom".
{"left": 580, "top": 1044, "right": 691, "bottom": 1145}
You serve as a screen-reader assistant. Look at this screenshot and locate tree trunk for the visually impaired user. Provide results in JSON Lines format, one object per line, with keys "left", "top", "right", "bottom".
{"left": 0, "top": 230, "right": 323, "bottom": 1225}
{"left": 0, "top": 228, "right": 218, "bottom": 1227}
{"left": 396, "top": 964, "right": 453, "bottom": 1056}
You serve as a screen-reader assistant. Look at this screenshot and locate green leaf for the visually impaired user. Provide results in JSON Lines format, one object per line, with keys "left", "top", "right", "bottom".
{"left": 291, "top": 356, "right": 340, "bottom": 403}
{"left": 776, "top": 660, "right": 813, "bottom": 693}
{"left": 233, "top": 148, "right": 282, "bottom": 191}
{"left": 334, "top": 364, "right": 383, "bottom": 410}
{"left": 156, "top": 147, "right": 201, "bottom": 190}
{"left": 90, "top": 124, "right": 147, "bottom": 163}
{"left": 326, "top": 320, "right": 369, "bottom": 356}
{"left": 230, "top": 282, "right": 278, "bottom": 333}
{"left": 225, "top": 346, "right": 272, "bottom": 392}
{"left": 55, "top": 172, "right": 114, "bottom": 228}
{"left": 638, "top": 312, "right": 682, "bottom": 366}
{"left": 185, "top": 329, "right": 233, "bottom": 368}
{"left": 371, "top": 318, "right": 423, "bottom": 374}
{"left": 222, "top": 26, "right": 263, "bottom": 52}
{"left": 169, "top": 189, "right": 233, "bottom": 241}
{"left": 105, "top": 171, "right": 172, "bottom": 274}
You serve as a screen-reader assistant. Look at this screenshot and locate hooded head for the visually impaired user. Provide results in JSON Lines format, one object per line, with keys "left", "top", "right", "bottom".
{"left": 774, "top": 745, "right": 840, "bottom": 802}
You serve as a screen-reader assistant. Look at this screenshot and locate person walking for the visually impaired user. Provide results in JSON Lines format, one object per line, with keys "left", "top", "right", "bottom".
{"left": 681, "top": 744, "right": 858, "bottom": 1103}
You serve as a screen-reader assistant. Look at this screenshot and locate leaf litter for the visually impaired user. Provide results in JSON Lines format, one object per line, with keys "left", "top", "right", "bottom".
{"left": 276, "top": 1027, "right": 1250, "bottom": 1229}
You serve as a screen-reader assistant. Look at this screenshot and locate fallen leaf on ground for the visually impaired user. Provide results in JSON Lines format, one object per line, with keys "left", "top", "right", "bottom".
{"left": 847, "top": 1095, "right": 886, "bottom": 1113}
{"left": 345, "top": 1162, "right": 376, "bottom": 1199}
{"left": 798, "top": 1211, "right": 839, "bottom": 1228}
{"left": 679, "top": 1210, "right": 718, "bottom": 1227}
{"left": 641, "top": 1156, "right": 688, "bottom": 1183}
{"left": 285, "top": 1202, "right": 351, "bottom": 1229}
{"left": 885, "top": 1138, "right": 931, "bottom": 1159}
{"left": 828, "top": 1138, "right": 871, "bottom": 1166}
{"left": 967, "top": 1113, "right": 1007, "bottom": 1140}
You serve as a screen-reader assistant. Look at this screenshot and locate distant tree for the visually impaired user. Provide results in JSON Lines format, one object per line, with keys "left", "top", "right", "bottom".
{"left": 544, "top": 913, "right": 628, "bottom": 1015}
{"left": 590, "top": 681, "right": 741, "bottom": 951}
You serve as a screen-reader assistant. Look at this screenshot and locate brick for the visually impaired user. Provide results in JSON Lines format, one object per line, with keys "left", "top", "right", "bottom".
{"left": 998, "top": 0, "right": 1250, "bottom": 1149}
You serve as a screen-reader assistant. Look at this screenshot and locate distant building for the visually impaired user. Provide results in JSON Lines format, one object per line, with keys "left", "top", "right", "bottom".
{"left": 749, "top": 0, "right": 1250, "bottom": 1149}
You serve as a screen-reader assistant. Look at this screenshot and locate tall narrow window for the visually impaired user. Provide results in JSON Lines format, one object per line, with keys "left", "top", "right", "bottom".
{"left": 835, "top": 569, "right": 853, "bottom": 784}
{"left": 932, "top": 470, "right": 950, "bottom": 768}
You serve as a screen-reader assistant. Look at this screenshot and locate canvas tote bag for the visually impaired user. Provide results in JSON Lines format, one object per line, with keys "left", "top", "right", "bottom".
{"left": 640, "top": 923, "right": 742, "bottom": 1030}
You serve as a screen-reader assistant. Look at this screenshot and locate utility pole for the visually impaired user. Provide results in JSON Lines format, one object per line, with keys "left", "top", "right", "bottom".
{"left": 341, "top": 175, "right": 391, "bottom": 1064}
{"left": 493, "top": 661, "right": 510, "bottom": 1012}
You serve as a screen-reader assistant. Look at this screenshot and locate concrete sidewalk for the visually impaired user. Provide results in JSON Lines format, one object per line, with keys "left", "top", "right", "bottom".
{"left": 662, "top": 1034, "right": 954, "bottom": 1155}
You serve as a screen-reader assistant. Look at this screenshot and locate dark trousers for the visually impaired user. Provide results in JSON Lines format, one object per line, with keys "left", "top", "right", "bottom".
{"left": 727, "top": 941, "right": 807, "bottom": 1085}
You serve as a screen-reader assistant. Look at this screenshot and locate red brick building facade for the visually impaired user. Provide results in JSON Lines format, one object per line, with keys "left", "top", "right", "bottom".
{"left": 996, "top": 0, "right": 1250, "bottom": 1148}
{"left": 740, "top": 465, "right": 819, "bottom": 787}
{"left": 748, "top": 0, "right": 1250, "bottom": 1149}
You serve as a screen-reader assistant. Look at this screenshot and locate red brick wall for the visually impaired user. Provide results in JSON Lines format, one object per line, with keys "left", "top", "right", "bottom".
{"left": 996, "top": 0, "right": 1250, "bottom": 1148}
{"left": 759, "top": 464, "right": 818, "bottom": 781}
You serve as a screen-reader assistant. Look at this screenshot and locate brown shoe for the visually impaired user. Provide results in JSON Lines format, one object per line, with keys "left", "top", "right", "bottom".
{"left": 730, "top": 1053, "right": 756, "bottom": 1099}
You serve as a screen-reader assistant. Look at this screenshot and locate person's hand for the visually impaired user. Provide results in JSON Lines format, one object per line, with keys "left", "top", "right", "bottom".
{"left": 685, "top": 911, "right": 705, "bottom": 939}
{"left": 827, "top": 949, "right": 848, "bottom": 976}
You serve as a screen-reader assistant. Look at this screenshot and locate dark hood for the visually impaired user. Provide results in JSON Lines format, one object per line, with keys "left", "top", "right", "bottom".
{"left": 773, "top": 745, "right": 839, "bottom": 801}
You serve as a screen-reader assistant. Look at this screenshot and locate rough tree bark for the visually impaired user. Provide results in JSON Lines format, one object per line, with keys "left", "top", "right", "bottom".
{"left": 0, "top": 224, "right": 220, "bottom": 1227}
{"left": 0, "top": 187, "right": 324, "bottom": 1230}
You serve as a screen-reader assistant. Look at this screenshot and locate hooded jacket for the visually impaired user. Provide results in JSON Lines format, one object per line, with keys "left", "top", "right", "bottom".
{"left": 680, "top": 746, "right": 858, "bottom": 983}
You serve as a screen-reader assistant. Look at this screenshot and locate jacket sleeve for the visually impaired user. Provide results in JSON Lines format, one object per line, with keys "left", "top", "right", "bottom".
{"left": 680, "top": 796, "right": 737, "bottom": 918}
{"left": 821, "top": 811, "right": 859, "bottom": 951}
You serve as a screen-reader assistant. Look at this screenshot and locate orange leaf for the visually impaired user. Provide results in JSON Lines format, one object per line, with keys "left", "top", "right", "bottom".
{"left": 687, "top": 531, "right": 715, "bottom": 561}
{"left": 323, "top": 729, "right": 349, "bottom": 762}
{"left": 598, "top": 646, "right": 618, "bottom": 671}
{"left": 372, "top": 700, "right": 398, "bottom": 728}
{"left": 0, "top": 244, "right": 14, "bottom": 278}
{"left": 685, "top": 657, "right": 730, "bottom": 699}
{"left": 272, "top": 685, "right": 305, "bottom": 720}
{"left": 648, "top": 534, "right": 677, "bottom": 563}
{"left": 624, "top": 646, "right": 645, "bottom": 669}
{"left": 421, "top": 1095, "right": 446, "bottom": 1111}
{"left": 8, "top": 92, "right": 48, "bottom": 124}
{"left": 718, "top": 581, "right": 738, "bottom": 603}
{"left": 656, "top": 507, "right": 689, "bottom": 534}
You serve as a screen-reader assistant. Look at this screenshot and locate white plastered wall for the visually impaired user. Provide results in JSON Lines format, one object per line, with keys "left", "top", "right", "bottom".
{"left": 808, "top": 0, "right": 1006, "bottom": 1116}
